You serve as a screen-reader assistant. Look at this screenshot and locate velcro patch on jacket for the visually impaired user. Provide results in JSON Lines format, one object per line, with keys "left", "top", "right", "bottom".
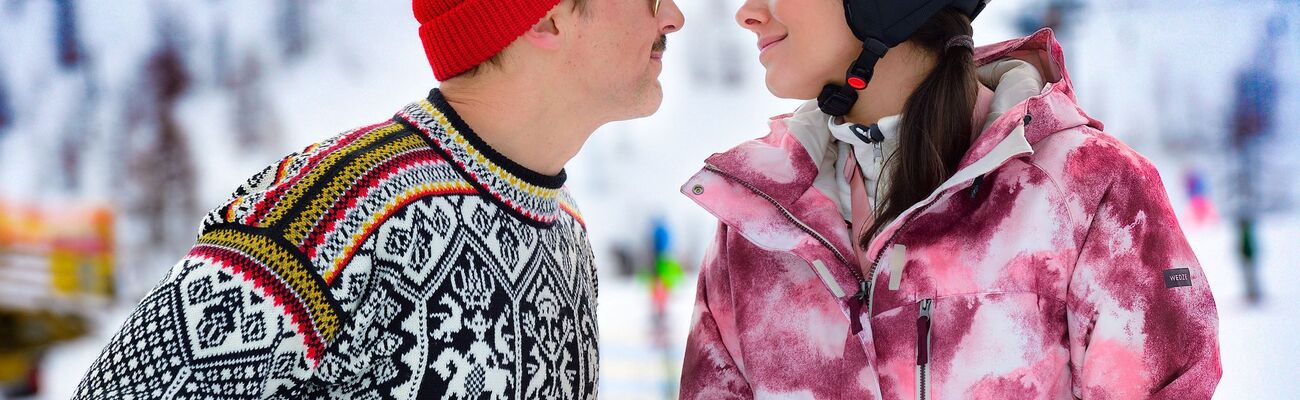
{"left": 888, "top": 245, "right": 907, "bottom": 291}
{"left": 1163, "top": 268, "right": 1193, "bottom": 288}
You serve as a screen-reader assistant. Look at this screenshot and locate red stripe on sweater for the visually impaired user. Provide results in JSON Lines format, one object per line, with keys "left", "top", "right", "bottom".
{"left": 301, "top": 148, "right": 443, "bottom": 260}
{"left": 188, "top": 245, "right": 329, "bottom": 365}
{"left": 244, "top": 121, "right": 392, "bottom": 226}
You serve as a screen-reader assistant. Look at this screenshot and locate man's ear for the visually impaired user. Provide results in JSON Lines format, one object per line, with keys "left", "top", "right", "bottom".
{"left": 521, "top": 13, "right": 563, "bottom": 50}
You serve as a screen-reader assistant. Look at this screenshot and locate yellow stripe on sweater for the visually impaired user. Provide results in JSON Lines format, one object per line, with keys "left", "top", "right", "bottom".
{"left": 197, "top": 228, "right": 340, "bottom": 343}
{"left": 261, "top": 122, "right": 404, "bottom": 229}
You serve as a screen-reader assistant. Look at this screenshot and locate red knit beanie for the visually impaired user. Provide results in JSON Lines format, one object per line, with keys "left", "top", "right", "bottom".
{"left": 414, "top": 0, "right": 563, "bottom": 81}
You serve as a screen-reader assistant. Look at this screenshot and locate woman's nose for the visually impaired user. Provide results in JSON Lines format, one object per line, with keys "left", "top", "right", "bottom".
{"left": 735, "top": 0, "right": 768, "bottom": 31}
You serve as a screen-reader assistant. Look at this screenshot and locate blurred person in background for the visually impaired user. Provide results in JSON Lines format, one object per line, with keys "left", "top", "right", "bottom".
{"left": 1228, "top": 14, "right": 1286, "bottom": 306}
{"left": 0, "top": 68, "right": 10, "bottom": 136}
{"left": 677, "top": 0, "right": 1221, "bottom": 398}
{"left": 122, "top": 14, "right": 199, "bottom": 256}
{"left": 72, "top": 0, "right": 683, "bottom": 398}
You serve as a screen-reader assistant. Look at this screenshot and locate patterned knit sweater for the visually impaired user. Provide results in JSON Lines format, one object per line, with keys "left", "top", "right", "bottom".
{"left": 73, "top": 89, "right": 599, "bottom": 399}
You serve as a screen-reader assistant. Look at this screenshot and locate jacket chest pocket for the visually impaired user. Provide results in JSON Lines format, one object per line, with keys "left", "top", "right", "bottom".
{"left": 871, "top": 293, "right": 1070, "bottom": 400}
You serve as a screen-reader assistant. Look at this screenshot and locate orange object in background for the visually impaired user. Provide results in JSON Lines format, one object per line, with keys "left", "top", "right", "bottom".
{"left": 49, "top": 206, "right": 116, "bottom": 298}
{"left": 0, "top": 199, "right": 115, "bottom": 301}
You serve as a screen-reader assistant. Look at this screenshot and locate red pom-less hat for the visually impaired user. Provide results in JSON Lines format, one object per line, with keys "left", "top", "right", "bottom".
{"left": 413, "top": 0, "right": 562, "bottom": 80}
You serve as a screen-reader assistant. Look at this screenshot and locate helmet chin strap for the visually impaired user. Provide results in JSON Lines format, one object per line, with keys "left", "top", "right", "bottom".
{"left": 817, "top": 38, "right": 890, "bottom": 117}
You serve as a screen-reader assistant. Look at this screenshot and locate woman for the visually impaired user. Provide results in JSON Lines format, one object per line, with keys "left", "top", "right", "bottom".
{"left": 677, "top": 0, "right": 1222, "bottom": 399}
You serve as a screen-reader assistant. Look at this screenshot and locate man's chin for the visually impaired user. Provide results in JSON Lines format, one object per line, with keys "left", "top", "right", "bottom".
{"left": 621, "top": 85, "right": 663, "bottom": 119}
{"left": 638, "top": 87, "right": 665, "bottom": 117}
{"left": 602, "top": 83, "right": 664, "bottom": 122}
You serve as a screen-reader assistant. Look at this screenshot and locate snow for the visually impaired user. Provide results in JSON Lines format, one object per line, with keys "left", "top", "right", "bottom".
{"left": 1, "top": 0, "right": 1297, "bottom": 399}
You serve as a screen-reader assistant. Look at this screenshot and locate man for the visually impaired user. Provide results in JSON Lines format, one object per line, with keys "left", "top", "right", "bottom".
{"left": 73, "top": 0, "right": 683, "bottom": 398}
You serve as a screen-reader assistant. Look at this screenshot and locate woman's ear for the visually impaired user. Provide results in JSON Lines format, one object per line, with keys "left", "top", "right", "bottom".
{"left": 522, "top": 13, "right": 563, "bottom": 50}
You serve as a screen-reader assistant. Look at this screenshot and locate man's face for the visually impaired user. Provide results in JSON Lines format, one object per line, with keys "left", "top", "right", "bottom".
{"left": 561, "top": 0, "right": 684, "bottom": 120}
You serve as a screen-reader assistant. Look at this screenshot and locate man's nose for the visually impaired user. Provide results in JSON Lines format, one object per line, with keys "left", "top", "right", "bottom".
{"left": 658, "top": 0, "right": 685, "bottom": 34}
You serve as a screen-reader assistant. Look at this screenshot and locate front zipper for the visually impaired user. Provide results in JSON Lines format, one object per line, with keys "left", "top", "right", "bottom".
{"left": 916, "top": 298, "right": 933, "bottom": 400}
{"left": 703, "top": 163, "right": 872, "bottom": 332}
{"left": 706, "top": 161, "right": 949, "bottom": 334}
{"left": 862, "top": 156, "right": 1027, "bottom": 315}
{"left": 870, "top": 142, "right": 884, "bottom": 207}
{"left": 861, "top": 121, "right": 1035, "bottom": 316}
{"left": 705, "top": 126, "right": 1030, "bottom": 332}
{"left": 863, "top": 200, "right": 935, "bottom": 316}
{"left": 857, "top": 123, "right": 885, "bottom": 207}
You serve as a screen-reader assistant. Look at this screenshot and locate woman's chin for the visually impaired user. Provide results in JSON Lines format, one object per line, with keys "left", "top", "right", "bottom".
{"left": 764, "top": 78, "right": 819, "bottom": 101}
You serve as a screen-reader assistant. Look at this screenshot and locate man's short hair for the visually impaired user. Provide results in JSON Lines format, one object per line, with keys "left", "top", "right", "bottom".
{"left": 455, "top": 0, "right": 589, "bottom": 79}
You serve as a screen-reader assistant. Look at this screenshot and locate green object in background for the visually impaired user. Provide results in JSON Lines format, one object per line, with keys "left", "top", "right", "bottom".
{"left": 639, "top": 255, "right": 685, "bottom": 290}
{"left": 655, "top": 256, "right": 684, "bottom": 290}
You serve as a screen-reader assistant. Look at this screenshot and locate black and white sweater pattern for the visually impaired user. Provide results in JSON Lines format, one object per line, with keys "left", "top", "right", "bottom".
{"left": 73, "top": 89, "right": 599, "bottom": 399}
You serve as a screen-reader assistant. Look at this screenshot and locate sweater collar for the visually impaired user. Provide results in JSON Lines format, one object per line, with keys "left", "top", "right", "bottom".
{"left": 398, "top": 89, "right": 567, "bottom": 225}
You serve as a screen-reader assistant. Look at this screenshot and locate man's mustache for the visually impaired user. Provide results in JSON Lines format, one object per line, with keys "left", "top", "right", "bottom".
{"left": 653, "top": 35, "right": 667, "bottom": 53}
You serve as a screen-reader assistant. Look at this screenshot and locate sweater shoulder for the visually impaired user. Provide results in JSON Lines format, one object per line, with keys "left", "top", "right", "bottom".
{"left": 201, "top": 118, "right": 470, "bottom": 237}
{"left": 195, "top": 116, "right": 475, "bottom": 307}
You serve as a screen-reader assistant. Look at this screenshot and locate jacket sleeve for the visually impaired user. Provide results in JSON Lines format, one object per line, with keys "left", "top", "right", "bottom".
{"left": 679, "top": 223, "right": 753, "bottom": 400}
{"left": 1066, "top": 159, "right": 1222, "bottom": 399}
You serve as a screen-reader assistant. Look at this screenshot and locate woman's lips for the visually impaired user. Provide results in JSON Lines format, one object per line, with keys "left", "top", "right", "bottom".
{"left": 758, "top": 35, "right": 787, "bottom": 52}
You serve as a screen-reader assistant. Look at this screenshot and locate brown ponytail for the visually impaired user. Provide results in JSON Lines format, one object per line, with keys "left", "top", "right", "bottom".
{"left": 861, "top": 9, "right": 979, "bottom": 246}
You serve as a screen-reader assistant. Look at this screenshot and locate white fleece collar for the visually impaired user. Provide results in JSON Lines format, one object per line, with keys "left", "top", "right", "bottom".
{"left": 828, "top": 114, "right": 901, "bottom": 216}
{"left": 780, "top": 58, "right": 1049, "bottom": 223}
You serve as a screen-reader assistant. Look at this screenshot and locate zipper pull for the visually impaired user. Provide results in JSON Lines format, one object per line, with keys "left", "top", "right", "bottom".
{"left": 849, "top": 280, "right": 869, "bottom": 334}
{"left": 873, "top": 142, "right": 884, "bottom": 168}
{"left": 850, "top": 123, "right": 886, "bottom": 167}
{"left": 916, "top": 299, "right": 933, "bottom": 366}
{"left": 869, "top": 125, "right": 885, "bottom": 209}
{"left": 868, "top": 124, "right": 885, "bottom": 167}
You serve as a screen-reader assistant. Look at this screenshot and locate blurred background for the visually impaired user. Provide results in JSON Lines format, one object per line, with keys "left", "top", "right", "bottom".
{"left": 0, "top": 0, "right": 1296, "bottom": 398}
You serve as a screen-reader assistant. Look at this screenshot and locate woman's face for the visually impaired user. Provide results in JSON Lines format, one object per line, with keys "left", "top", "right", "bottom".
{"left": 736, "top": 0, "right": 863, "bottom": 99}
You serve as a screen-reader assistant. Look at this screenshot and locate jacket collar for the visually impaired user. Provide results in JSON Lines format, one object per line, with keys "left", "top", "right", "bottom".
{"left": 696, "top": 29, "right": 1101, "bottom": 212}
{"left": 701, "top": 111, "right": 822, "bottom": 208}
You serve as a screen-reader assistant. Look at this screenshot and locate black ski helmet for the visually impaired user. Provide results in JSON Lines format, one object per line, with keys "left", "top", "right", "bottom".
{"left": 818, "top": 0, "right": 991, "bottom": 116}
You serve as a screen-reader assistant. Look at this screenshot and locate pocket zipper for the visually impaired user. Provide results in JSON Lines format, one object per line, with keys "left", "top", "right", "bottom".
{"left": 916, "top": 298, "right": 933, "bottom": 400}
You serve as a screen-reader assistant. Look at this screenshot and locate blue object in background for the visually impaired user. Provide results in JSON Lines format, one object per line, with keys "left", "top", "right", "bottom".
{"left": 54, "top": 0, "right": 83, "bottom": 69}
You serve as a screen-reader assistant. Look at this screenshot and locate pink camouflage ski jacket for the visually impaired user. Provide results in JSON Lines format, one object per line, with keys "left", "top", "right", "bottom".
{"left": 678, "top": 29, "right": 1221, "bottom": 399}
